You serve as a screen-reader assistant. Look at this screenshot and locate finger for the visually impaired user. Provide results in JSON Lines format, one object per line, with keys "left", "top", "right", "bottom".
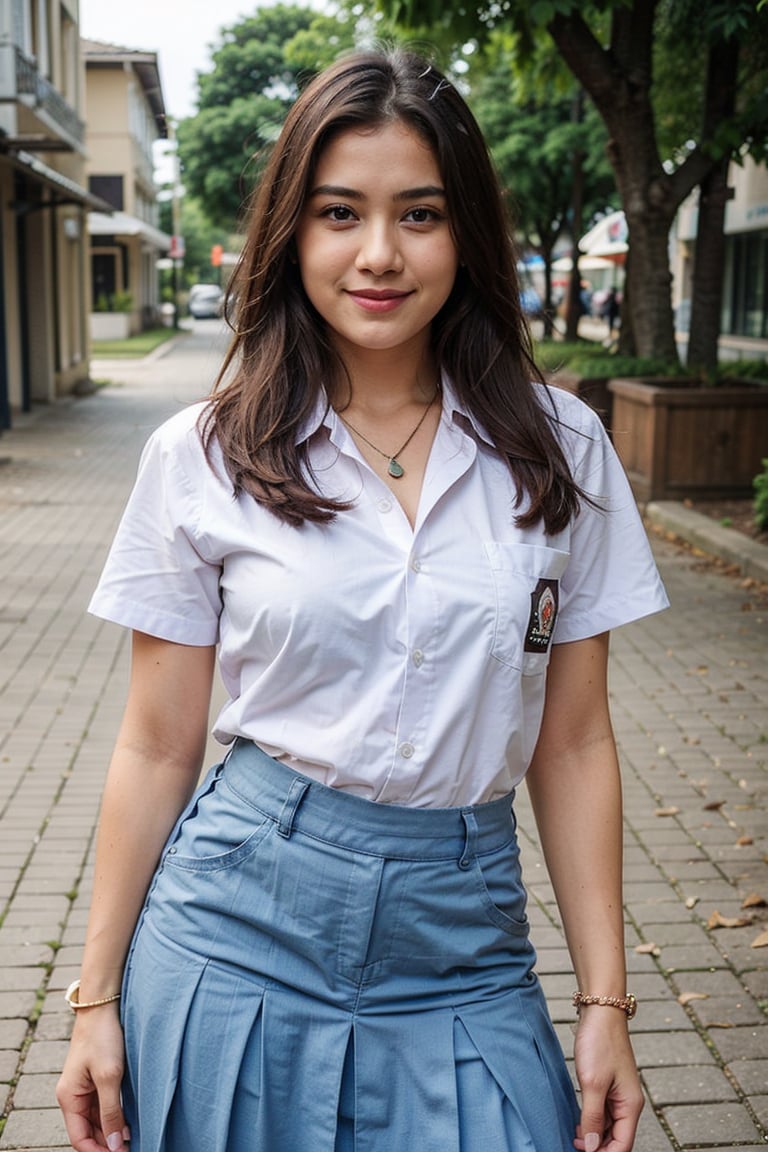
{"left": 98, "top": 1098, "right": 129, "bottom": 1152}
{"left": 578, "top": 1087, "right": 607, "bottom": 1152}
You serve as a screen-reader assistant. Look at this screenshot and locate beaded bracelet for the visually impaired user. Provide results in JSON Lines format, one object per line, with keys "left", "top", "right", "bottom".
{"left": 65, "top": 979, "right": 121, "bottom": 1011}
{"left": 572, "top": 991, "right": 637, "bottom": 1020}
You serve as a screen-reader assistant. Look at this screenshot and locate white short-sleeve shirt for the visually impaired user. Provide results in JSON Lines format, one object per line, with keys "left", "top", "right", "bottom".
{"left": 89, "top": 379, "right": 668, "bottom": 807}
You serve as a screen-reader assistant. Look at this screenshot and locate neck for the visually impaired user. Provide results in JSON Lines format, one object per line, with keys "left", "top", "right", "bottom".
{"left": 329, "top": 343, "right": 438, "bottom": 414}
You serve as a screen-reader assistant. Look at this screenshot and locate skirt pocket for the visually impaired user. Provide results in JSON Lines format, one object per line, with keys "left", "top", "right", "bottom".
{"left": 469, "top": 838, "right": 530, "bottom": 935}
{"left": 164, "top": 773, "right": 275, "bottom": 874}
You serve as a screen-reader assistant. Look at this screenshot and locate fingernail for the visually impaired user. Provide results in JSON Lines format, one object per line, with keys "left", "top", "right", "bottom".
{"left": 585, "top": 1134, "right": 601, "bottom": 1152}
{"left": 107, "top": 1134, "right": 123, "bottom": 1151}
{"left": 123, "top": 1127, "right": 131, "bottom": 1141}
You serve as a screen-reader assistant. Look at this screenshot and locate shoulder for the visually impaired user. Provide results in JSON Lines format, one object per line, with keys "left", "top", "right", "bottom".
{"left": 143, "top": 401, "right": 210, "bottom": 454}
{"left": 533, "top": 381, "right": 606, "bottom": 456}
{"left": 140, "top": 401, "right": 223, "bottom": 476}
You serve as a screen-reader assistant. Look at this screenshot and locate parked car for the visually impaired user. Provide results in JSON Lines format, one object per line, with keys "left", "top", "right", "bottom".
{"left": 188, "top": 283, "right": 223, "bottom": 319}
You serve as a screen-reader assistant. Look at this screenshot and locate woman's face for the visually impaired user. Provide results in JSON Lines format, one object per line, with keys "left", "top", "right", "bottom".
{"left": 294, "top": 120, "right": 459, "bottom": 364}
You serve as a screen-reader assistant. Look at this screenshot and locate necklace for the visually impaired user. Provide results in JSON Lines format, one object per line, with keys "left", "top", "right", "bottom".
{"left": 337, "top": 392, "right": 438, "bottom": 479}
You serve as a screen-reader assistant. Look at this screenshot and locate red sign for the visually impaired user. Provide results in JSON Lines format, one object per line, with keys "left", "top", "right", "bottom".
{"left": 169, "top": 235, "right": 185, "bottom": 259}
{"left": 211, "top": 244, "right": 223, "bottom": 267}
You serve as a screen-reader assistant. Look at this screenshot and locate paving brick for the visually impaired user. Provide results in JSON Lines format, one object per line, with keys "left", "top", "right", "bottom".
{"left": 726, "top": 1059, "right": 768, "bottom": 1095}
{"left": 662, "top": 1100, "right": 763, "bottom": 1144}
{"left": 11, "top": 1073, "right": 59, "bottom": 1109}
{"left": 0, "top": 1106, "right": 69, "bottom": 1149}
{"left": 631, "top": 1030, "right": 717, "bottom": 1068}
{"left": 21, "top": 1040, "right": 70, "bottom": 1075}
{"left": 642, "top": 1064, "right": 738, "bottom": 1105}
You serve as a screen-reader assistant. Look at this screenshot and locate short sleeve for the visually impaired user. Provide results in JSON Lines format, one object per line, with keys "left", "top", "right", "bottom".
{"left": 88, "top": 406, "right": 222, "bottom": 645}
{"left": 552, "top": 395, "right": 669, "bottom": 642}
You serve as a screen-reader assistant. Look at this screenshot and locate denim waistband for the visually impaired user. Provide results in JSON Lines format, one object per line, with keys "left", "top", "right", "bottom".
{"left": 219, "top": 738, "right": 517, "bottom": 861}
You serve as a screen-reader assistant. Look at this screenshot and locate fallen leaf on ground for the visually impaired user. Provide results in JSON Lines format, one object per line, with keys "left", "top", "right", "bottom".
{"left": 707, "top": 910, "right": 753, "bottom": 929}
{"left": 655, "top": 806, "right": 680, "bottom": 817}
{"left": 708, "top": 1021, "right": 734, "bottom": 1028}
{"left": 741, "top": 893, "right": 767, "bottom": 909}
{"left": 678, "top": 991, "right": 709, "bottom": 1005}
{"left": 750, "top": 929, "right": 768, "bottom": 948}
{"left": 635, "top": 942, "right": 661, "bottom": 956}
{"left": 685, "top": 896, "right": 699, "bottom": 909}
{"left": 703, "top": 800, "right": 726, "bottom": 810}
{"left": 736, "top": 835, "right": 754, "bottom": 846}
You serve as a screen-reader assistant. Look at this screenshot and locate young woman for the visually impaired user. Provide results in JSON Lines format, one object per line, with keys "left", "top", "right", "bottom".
{"left": 57, "top": 48, "right": 667, "bottom": 1152}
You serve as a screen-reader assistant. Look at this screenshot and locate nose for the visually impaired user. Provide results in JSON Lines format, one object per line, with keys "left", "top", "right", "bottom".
{"left": 355, "top": 220, "right": 403, "bottom": 275}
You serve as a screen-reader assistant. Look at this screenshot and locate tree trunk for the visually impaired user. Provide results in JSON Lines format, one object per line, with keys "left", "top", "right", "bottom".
{"left": 565, "top": 91, "right": 585, "bottom": 342}
{"left": 565, "top": 155, "right": 585, "bottom": 341}
{"left": 547, "top": 2, "right": 714, "bottom": 366}
{"left": 686, "top": 160, "right": 734, "bottom": 375}
{"left": 686, "top": 36, "right": 740, "bottom": 376}
{"left": 620, "top": 202, "right": 677, "bottom": 361}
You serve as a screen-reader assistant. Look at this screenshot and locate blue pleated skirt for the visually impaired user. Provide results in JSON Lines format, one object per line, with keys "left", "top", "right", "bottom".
{"left": 121, "top": 739, "right": 579, "bottom": 1151}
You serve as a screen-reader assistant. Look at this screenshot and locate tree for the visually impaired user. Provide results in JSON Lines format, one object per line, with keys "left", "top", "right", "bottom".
{"left": 386, "top": 0, "right": 768, "bottom": 365}
{"left": 654, "top": 1, "right": 768, "bottom": 373}
{"left": 176, "top": 5, "right": 351, "bottom": 230}
{"left": 469, "top": 40, "right": 615, "bottom": 338}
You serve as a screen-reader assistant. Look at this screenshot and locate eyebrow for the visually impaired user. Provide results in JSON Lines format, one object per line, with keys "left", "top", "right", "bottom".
{"left": 309, "top": 184, "right": 446, "bottom": 201}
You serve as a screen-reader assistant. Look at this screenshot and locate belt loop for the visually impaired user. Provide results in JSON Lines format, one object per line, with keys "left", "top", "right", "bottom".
{"left": 458, "top": 809, "right": 477, "bottom": 870}
{"left": 277, "top": 778, "right": 310, "bottom": 839}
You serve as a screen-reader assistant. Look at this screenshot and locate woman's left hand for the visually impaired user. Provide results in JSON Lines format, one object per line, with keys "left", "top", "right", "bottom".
{"left": 572, "top": 1007, "right": 644, "bottom": 1152}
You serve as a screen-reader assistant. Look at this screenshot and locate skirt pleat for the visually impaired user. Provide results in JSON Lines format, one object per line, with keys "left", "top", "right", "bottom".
{"left": 121, "top": 740, "right": 579, "bottom": 1150}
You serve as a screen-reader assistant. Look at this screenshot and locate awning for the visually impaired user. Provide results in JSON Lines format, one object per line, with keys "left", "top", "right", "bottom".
{"left": 88, "top": 210, "right": 171, "bottom": 251}
{"left": 579, "top": 210, "right": 628, "bottom": 262}
{"left": 2, "top": 147, "right": 112, "bottom": 211}
{"left": 552, "top": 255, "right": 617, "bottom": 272}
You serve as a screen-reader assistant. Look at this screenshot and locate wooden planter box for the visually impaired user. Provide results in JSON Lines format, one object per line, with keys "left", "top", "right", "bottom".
{"left": 607, "top": 376, "right": 768, "bottom": 502}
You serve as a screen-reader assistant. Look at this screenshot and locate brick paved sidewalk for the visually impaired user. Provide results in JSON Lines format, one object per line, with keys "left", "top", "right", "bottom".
{"left": 0, "top": 328, "right": 766, "bottom": 1150}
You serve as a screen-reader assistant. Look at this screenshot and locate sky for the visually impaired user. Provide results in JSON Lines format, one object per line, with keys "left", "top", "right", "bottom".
{"left": 79, "top": 0, "right": 262, "bottom": 121}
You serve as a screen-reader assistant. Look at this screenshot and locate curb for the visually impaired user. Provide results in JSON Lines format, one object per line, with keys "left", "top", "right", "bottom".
{"left": 646, "top": 500, "right": 768, "bottom": 583}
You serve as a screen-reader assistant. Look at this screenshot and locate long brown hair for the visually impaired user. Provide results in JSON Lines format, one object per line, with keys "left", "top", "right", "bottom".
{"left": 204, "top": 48, "right": 584, "bottom": 533}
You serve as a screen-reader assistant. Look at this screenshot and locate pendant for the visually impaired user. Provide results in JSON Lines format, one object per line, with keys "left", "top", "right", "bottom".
{"left": 387, "top": 458, "right": 405, "bottom": 479}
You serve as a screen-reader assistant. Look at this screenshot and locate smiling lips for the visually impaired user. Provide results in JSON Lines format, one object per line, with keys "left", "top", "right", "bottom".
{"left": 347, "top": 289, "right": 413, "bottom": 313}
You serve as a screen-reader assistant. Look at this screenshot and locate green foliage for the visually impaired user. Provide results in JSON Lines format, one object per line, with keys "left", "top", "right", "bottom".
{"left": 654, "top": 0, "right": 768, "bottom": 166}
{"left": 717, "top": 359, "right": 768, "bottom": 383}
{"left": 90, "top": 329, "right": 181, "bottom": 358}
{"left": 176, "top": 5, "right": 349, "bottom": 230}
{"left": 467, "top": 35, "right": 616, "bottom": 260}
{"left": 534, "top": 340, "right": 684, "bottom": 378}
{"left": 753, "top": 458, "right": 768, "bottom": 530}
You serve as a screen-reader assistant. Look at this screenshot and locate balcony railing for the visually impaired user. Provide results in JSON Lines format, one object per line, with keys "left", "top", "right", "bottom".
{"left": 15, "top": 48, "right": 84, "bottom": 147}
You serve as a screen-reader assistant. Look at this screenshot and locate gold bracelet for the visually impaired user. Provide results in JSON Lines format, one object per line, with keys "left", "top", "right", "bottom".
{"left": 572, "top": 991, "right": 637, "bottom": 1020}
{"left": 65, "top": 979, "right": 121, "bottom": 1011}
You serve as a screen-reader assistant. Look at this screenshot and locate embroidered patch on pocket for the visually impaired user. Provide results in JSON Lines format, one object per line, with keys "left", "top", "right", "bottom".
{"left": 523, "top": 578, "right": 559, "bottom": 653}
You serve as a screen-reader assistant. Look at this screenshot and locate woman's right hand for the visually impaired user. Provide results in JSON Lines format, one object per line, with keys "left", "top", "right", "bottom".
{"left": 56, "top": 1006, "right": 130, "bottom": 1152}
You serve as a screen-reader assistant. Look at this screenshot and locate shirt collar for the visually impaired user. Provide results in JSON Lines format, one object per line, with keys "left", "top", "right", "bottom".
{"left": 293, "top": 374, "right": 496, "bottom": 449}
{"left": 440, "top": 375, "right": 495, "bottom": 448}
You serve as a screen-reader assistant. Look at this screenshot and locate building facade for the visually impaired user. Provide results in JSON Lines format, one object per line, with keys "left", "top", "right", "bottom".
{"left": 0, "top": 0, "right": 100, "bottom": 426}
{"left": 673, "top": 156, "right": 768, "bottom": 361}
{"left": 83, "top": 40, "right": 169, "bottom": 338}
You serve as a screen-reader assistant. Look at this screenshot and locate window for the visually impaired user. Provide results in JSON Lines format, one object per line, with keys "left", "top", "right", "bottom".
{"left": 89, "top": 175, "right": 124, "bottom": 211}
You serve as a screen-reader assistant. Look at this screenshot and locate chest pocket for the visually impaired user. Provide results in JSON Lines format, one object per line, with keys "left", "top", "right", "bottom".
{"left": 484, "top": 542, "right": 570, "bottom": 675}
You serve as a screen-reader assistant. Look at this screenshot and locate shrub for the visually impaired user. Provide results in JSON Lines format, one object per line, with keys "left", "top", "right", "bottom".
{"left": 753, "top": 458, "right": 768, "bottom": 531}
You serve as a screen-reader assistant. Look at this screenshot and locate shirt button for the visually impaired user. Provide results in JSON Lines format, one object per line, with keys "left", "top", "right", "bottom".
{"left": 399, "top": 741, "right": 415, "bottom": 759}
{"left": 377, "top": 498, "right": 393, "bottom": 513}
{"left": 412, "top": 649, "right": 424, "bottom": 668}
{"left": 411, "top": 558, "right": 422, "bottom": 572}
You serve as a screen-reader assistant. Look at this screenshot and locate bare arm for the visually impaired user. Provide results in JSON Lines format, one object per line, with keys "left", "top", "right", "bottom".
{"left": 526, "top": 633, "right": 643, "bottom": 1152}
{"left": 57, "top": 631, "right": 216, "bottom": 1152}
